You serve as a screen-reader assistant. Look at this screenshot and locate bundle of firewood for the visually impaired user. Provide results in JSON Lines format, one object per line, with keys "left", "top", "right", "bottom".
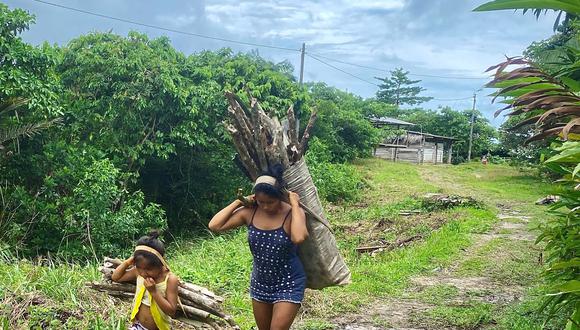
{"left": 88, "top": 258, "right": 238, "bottom": 329}
{"left": 224, "top": 91, "right": 351, "bottom": 289}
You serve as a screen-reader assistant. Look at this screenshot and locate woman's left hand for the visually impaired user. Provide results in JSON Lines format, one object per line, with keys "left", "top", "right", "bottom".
{"left": 144, "top": 277, "right": 157, "bottom": 292}
{"left": 288, "top": 191, "right": 300, "bottom": 206}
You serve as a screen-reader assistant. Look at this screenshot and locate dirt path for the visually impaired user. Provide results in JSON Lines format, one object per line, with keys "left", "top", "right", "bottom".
{"left": 327, "top": 166, "right": 542, "bottom": 330}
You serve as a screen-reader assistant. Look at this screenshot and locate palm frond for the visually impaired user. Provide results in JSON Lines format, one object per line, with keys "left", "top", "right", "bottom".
{"left": 488, "top": 57, "right": 580, "bottom": 142}
{"left": 0, "top": 97, "right": 28, "bottom": 118}
{"left": 0, "top": 118, "right": 61, "bottom": 145}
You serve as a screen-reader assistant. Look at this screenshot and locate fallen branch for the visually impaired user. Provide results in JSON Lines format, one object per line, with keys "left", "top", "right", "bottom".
{"left": 356, "top": 235, "right": 423, "bottom": 254}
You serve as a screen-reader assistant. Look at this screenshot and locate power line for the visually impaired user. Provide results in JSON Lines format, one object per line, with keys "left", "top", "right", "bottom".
{"left": 306, "top": 51, "right": 490, "bottom": 80}
{"left": 30, "top": 0, "right": 491, "bottom": 81}
{"left": 307, "top": 54, "right": 379, "bottom": 87}
{"left": 431, "top": 96, "right": 474, "bottom": 101}
{"left": 29, "top": 0, "right": 481, "bottom": 103}
{"left": 308, "top": 54, "right": 477, "bottom": 101}
{"left": 28, "top": 0, "right": 301, "bottom": 52}
{"left": 308, "top": 54, "right": 478, "bottom": 103}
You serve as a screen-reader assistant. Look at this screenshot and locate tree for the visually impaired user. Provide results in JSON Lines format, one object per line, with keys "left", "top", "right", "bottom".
{"left": 307, "top": 82, "right": 381, "bottom": 162}
{"left": 0, "top": 4, "right": 61, "bottom": 116}
{"left": 375, "top": 68, "right": 433, "bottom": 106}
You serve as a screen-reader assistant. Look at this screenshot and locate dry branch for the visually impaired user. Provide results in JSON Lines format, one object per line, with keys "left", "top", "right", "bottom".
{"left": 299, "top": 110, "right": 317, "bottom": 155}
{"left": 287, "top": 104, "right": 299, "bottom": 145}
{"left": 356, "top": 235, "right": 423, "bottom": 254}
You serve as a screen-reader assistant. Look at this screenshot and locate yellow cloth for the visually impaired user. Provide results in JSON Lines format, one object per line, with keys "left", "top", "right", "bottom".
{"left": 131, "top": 275, "right": 171, "bottom": 330}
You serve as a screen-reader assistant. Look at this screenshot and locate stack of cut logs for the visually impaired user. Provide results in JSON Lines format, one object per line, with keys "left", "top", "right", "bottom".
{"left": 88, "top": 258, "right": 238, "bottom": 329}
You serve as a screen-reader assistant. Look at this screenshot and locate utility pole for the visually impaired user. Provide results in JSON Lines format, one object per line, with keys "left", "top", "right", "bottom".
{"left": 296, "top": 43, "right": 305, "bottom": 134}
{"left": 299, "top": 43, "right": 305, "bottom": 86}
{"left": 467, "top": 93, "right": 476, "bottom": 162}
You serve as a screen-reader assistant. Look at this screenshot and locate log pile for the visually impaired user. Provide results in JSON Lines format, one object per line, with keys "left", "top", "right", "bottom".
{"left": 224, "top": 91, "right": 351, "bottom": 289}
{"left": 88, "top": 258, "right": 238, "bottom": 329}
{"left": 420, "top": 193, "right": 481, "bottom": 211}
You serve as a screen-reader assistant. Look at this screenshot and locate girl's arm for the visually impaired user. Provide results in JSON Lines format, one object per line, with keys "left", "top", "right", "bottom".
{"left": 111, "top": 256, "right": 138, "bottom": 283}
{"left": 288, "top": 192, "right": 309, "bottom": 244}
{"left": 144, "top": 274, "right": 179, "bottom": 317}
{"left": 208, "top": 199, "right": 251, "bottom": 232}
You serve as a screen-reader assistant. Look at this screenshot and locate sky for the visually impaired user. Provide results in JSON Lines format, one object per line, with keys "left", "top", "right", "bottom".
{"left": 5, "top": 0, "right": 559, "bottom": 126}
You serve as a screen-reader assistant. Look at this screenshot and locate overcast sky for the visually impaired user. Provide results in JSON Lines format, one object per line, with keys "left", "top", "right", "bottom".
{"left": 5, "top": 0, "right": 559, "bottom": 126}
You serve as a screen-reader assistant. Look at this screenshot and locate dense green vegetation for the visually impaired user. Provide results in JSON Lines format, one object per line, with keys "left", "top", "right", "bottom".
{"left": 475, "top": 0, "right": 580, "bottom": 327}
{"left": 0, "top": 4, "right": 498, "bottom": 260}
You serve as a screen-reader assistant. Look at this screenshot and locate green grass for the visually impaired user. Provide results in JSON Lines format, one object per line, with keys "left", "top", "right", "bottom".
{"left": 456, "top": 238, "right": 541, "bottom": 286}
{"left": 409, "top": 284, "right": 460, "bottom": 305}
{"left": 0, "top": 159, "right": 560, "bottom": 329}
{"left": 354, "top": 159, "right": 439, "bottom": 202}
{"left": 169, "top": 231, "right": 254, "bottom": 329}
{"left": 424, "top": 301, "right": 494, "bottom": 328}
{"left": 493, "top": 286, "right": 574, "bottom": 330}
{"left": 0, "top": 255, "right": 129, "bottom": 329}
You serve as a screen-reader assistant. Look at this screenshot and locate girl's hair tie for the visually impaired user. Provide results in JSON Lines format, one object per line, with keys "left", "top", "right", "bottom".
{"left": 134, "top": 245, "right": 170, "bottom": 270}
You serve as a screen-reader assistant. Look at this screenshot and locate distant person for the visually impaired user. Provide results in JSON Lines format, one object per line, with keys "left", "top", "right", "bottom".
{"left": 209, "top": 164, "right": 309, "bottom": 330}
{"left": 481, "top": 154, "right": 488, "bottom": 165}
{"left": 112, "top": 231, "right": 178, "bottom": 330}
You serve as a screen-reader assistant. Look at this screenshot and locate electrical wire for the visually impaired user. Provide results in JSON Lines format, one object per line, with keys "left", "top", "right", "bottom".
{"left": 306, "top": 53, "right": 380, "bottom": 87}
{"left": 431, "top": 96, "right": 474, "bottom": 101}
{"left": 29, "top": 0, "right": 483, "bottom": 102}
{"left": 29, "top": 0, "right": 301, "bottom": 52}
{"left": 306, "top": 51, "right": 490, "bottom": 80}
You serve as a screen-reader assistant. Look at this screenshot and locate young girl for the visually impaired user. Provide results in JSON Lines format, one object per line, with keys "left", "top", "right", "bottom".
{"left": 112, "top": 231, "right": 179, "bottom": 330}
{"left": 209, "top": 165, "right": 309, "bottom": 330}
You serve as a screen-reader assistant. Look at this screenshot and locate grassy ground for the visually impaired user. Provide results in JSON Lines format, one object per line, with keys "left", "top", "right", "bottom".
{"left": 0, "top": 159, "right": 564, "bottom": 329}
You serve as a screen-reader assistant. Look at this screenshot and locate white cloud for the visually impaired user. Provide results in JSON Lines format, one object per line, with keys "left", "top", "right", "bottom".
{"left": 348, "top": 0, "right": 406, "bottom": 10}
{"left": 6, "top": 0, "right": 560, "bottom": 125}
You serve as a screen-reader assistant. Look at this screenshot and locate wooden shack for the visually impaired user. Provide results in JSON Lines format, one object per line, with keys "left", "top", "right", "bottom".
{"left": 370, "top": 117, "right": 455, "bottom": 164}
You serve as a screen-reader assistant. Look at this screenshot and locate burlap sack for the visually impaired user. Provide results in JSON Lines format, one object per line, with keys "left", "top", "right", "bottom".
{"left": 283, "top": 159, "right": 351, "bottom": 289}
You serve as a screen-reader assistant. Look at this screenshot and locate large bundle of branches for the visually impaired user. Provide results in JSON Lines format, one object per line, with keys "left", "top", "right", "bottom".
{"left": 224, "top": 91, "right": 351, "bottom": 289}
{"left": 88, "top": 258, "right": 238, "bottom": 329}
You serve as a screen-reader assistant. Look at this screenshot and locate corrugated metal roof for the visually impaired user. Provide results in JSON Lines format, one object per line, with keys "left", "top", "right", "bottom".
{"left": 407, "top": 130, "right": 457, "bottom": 141}
{"left": 369, "top": 116, "right": 416, "bottom": 126}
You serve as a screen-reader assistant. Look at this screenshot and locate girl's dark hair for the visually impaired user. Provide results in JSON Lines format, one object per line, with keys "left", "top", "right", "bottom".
{"left": 133, "top": 230, "right": 165, "bottom": 268}
{"left": 253, "top": 164, "right": 284, "bottom": 199}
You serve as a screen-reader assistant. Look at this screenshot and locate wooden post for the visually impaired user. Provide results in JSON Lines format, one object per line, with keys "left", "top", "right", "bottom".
{"left": 419, "top": 133, "right": 425, "bottom": 164}
{"left": 447, "top": 143, "right": 453, "bottom": 164}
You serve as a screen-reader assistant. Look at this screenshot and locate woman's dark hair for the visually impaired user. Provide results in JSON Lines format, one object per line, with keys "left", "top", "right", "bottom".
{"left": 133, "top": 230, "right": 165, "bottom": 268}
{"left": 253, "top": 164, "right": 284, "bottom": 199}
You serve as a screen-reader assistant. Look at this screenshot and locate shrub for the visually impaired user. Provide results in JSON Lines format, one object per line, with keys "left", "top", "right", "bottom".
{"left": 306, "top": 138, "right": 366, "bottom": 203}
{"left": 5, "top": 158, "right": 166, "bottom": 259}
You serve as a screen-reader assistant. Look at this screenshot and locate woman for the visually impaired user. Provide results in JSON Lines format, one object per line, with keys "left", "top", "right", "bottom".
{"left": 209, "top": 165, "right": 309, "bottom": 330}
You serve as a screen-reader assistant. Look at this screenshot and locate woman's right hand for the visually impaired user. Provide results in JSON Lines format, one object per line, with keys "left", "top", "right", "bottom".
{"left": 245, "top": 194, "right": 255, "bottom": 204}
{"left": 238, "top": 194, "right": 255, "bottom": 207}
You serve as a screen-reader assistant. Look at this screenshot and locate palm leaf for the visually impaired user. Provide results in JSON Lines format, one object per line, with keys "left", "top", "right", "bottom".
{"left": 562, "top": 118, "right": 580, "bottom": 139}
{"left": 0, "top": 98, "right": 28, "bottom": 117}
{"left": 0, "top": 118, "right": 61, "bottom": 145}
{"left": 488, "top": 56, "right": 580, "bottom": 142}
{"left": 474, "top": 0, "right": 580, "bottom": 15}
